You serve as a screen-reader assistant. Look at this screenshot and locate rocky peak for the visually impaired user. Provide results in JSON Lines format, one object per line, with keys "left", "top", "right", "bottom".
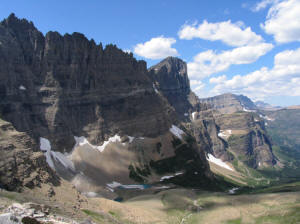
{"left": 149, "top": 56, "right": 190, "bottom": 93}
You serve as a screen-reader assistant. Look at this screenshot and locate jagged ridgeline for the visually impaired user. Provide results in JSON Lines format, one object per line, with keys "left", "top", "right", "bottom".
{"left": 0, "top": 14, "right": 216, "bottom": 194}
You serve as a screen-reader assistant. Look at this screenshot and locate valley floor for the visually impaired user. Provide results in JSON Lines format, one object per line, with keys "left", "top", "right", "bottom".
{"left": 0, "top": 181, "right": 300, "bottom": 224}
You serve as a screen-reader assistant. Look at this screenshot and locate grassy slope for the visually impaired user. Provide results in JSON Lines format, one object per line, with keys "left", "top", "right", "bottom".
{"left": 122, "top": 187, "right": 300, "bottom": 224}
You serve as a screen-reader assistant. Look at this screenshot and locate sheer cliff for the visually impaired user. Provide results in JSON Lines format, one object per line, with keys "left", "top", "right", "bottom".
{"left": 0, "top": 14, "right": 213, "bottom": 193}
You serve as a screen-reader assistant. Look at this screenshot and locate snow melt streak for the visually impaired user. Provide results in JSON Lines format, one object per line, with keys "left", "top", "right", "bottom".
{"left": 40, "top": 137, "right": 75, "bottom": 171}
{"left": 207, "top": 154, "right": 233, "bottom": 171}
{"left": 170, "top": 125, "right": 185, "bottom": 139}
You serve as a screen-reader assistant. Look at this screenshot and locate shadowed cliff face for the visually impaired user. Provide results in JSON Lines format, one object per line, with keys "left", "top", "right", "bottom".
{"left": 149, "top": 57, "right": 230, "bottom": 161}
{"left": 148, "top": 57, "right": 202, "bottom": 118}
{"left": 0, "top": 14, "right": 175, "bottom": 151}
{"left": 0, "top": 14, "right": 214, "bottom": 191}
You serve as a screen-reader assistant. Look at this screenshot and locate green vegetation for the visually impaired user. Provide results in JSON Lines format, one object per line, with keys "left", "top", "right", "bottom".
{"left": 226, "top": 218, "right": 242, "bottom": 224}
{"left": 128, "top": 164, "right": 146, "bottom": 183}
{"left": 82, "top": 209, "right": 105, "bottom": 223}
{"left": 255, "top": 206, "right": 300, "bottom": 224}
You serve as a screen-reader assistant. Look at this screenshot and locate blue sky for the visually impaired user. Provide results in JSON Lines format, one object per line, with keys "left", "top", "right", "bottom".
{"left": 1, "top": 0, "right": 300, "bottom": 106}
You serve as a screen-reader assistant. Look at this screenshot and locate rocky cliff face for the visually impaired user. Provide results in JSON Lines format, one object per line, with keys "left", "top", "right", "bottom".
{"left": 0, "top": 118, "right": 60, "bottom": 191}
{"left": 0, "top": 14, "right": 174, "bottom": 151}
{"left": 200, "top": 93, "right": 257, "bottom": 114}
{"left": 150, "top": 59, "right": 276, "bottom": 169}
{"left": 200, "top": 93, "right": 276, "bottom": 168}
{"left": 148, "top": 57, "right": 202, "bottom": 118}
{"left": 0, "top": 14, "right": 213, "bottom": 192}
{"left": 149, "top": 57, "right": 230, "bottom": 161}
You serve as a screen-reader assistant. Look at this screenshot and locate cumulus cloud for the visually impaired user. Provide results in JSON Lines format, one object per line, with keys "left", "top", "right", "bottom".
{"left": 252, "top": 0, "right": 278, "bottom": 12}
{"left": 133, "top": 36, "right": 179, "bottom": 60}
{"left": 209, "top": 75, "right": 227, "bottom": 84}
{"left": 261, "top": 0, "right": 300, "bottom": 43}
{"left": 178, "top": 20, "right": 263, "bottom": 47}
{"left": 190, "top": 80, "right": 206, "bottom": 96}
{"left": 209, "top": 48, "right": 300, "bottom": 100}
{"left": 190, "top": 79, "right": 204, "bottom": 86}
{"left": 187, "top": 43, "right": 273, "bottom": 78}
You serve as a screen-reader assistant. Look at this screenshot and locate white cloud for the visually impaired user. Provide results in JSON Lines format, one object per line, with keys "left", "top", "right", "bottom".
{"left": 209, "top": 75, "right": 227, "bottom": 84}
{"left": 209, "top": 47, "right": 300, "bottom": 100}
{"left": 261, "top": 0, "right": 300, "bottom": 43}
{"left": 187, "top": 43, "right": 273, "bottom": 78}
{"left": 190, "top": 79, "right": 203, "bottom": 86}
{"left": 191, "top": 80, "right": 206, "bottom": 96}
{"left": 133, "top": 36, "right": 179, "bottom": 60}
{"left": 178, "top": 20, "right": 263, "bottom": 47}
{"left": 252, "top": 0, "right": 278, "bottom": 12}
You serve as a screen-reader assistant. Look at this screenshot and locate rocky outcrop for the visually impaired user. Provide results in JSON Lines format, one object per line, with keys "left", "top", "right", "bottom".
{"left": 0, "top": 118, "right": 60, "bottom": 191}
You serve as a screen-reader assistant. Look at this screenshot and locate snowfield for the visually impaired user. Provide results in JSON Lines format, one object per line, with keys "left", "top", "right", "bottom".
{"left": 207, "top": 154, "right": 233, "bottom": 171}
{"left": 74, "top": 135, "right": 123, "bottom": 152}
{"left": 192, "top": 112, "right": 197, "bottom": 120}
{"left": 170, "top": 125, "right": 185, "bottom": 139}
{"left": 153, "top": 83, "right": 159, "bottom": 93}
{"left": 107, "top": 181, "right": 148, "bottom": 190}
{"left": 39, "top": 137, "right": 75, "bottom": 171}
{"left": 19, "top": 85, "right": 26, "bottom": 90}
{"left": 217, "top": 130, "right": 232, "bottom": 139}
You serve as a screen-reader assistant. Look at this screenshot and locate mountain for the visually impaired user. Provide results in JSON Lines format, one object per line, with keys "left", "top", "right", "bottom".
{"left": 149, "top": 57, "right": 230, "bottom": 162}
{"left": 199, "top": 93, "right": 257, "bottom": 114}
{"left": 255, "top": 101, "right": 281, "bottom": 111}
{"left": 199, "top": 93, "right": 276, "bottom": 171}
{"left": 0, "top": 14, "right": 213, "bottom": 194}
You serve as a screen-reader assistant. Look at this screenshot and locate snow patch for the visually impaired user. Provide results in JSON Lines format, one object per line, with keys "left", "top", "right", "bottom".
{"left": 170, "top": 125, "right": 185, "bottom": 139}
{"left": 40, "top": 137, "right": 54, "bottom": 169}
{"left": 207, "top": 154, "right": 233, "bottom": 171}
{"left": 243, "top": 107, "right": 256, "bottom": 112}
{"left": 153, "top": 83, "right": 159, "bottom": 94}
{"left": 218, "top": 130, "right": 232, "bottom": 139}
{"left": 192, "top": 112, "right": 197, "bottom": 120}
{"left": 160, "top": 172, "right": 183, "bottom": 181}
{"left": 40, "top": 137, "right": 75, "bottom": 171}
{"left": 228, "top": 187, "right": 239, "bottom": 194}
{"left": 106, "top": 181, "right": 147, "bottom": 190}
{"left": 19, "top": 85, "right": 26, "bottom": 90}
{"left": 74, "top": 135, "right": 123, "bottom": 152}
{"left": 154, "top": 186, "right": 170, "bottom": 189}
{"left": 128, "top": 136, "right": 135, "bottom": 143}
